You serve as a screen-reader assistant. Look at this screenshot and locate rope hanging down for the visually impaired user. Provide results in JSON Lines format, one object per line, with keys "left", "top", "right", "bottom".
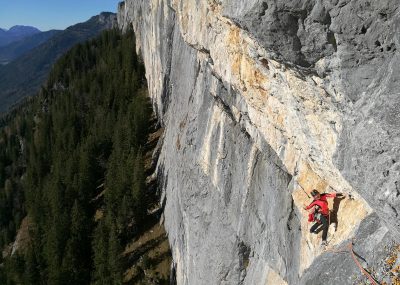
{"left": 327, "top": 240, "right": 379, "bottom": 285}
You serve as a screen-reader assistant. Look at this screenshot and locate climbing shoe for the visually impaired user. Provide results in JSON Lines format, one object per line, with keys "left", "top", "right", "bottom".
{"left": 320, "top": 240, "right": 328, "bottom": 249}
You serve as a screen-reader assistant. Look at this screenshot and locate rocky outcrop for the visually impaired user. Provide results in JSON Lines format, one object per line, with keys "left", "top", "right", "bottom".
{"left": 118, "top": 0, "right": 400, "bottom": 284}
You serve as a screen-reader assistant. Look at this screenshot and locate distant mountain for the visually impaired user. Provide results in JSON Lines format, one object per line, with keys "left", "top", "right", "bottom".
{"left": 0, "top": 25, "right": 41, "bottom": 47}
{"left": 0, "top": 12, "right": 117, "bottom": 113}
{"left": 7, "top": 25, "right": 41, "bottom": 37}
{"left": 0, "top": 30, "right": 61, "bottom": 64}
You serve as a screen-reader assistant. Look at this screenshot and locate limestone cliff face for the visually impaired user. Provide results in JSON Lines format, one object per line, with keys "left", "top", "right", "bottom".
{"left": 118, "top": 1, "right": 400, "bottom": 284}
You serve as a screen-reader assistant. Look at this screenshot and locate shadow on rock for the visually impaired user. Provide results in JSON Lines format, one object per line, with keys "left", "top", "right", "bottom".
{"left": 329, "top": 196, "right": 346, "bottom": 231}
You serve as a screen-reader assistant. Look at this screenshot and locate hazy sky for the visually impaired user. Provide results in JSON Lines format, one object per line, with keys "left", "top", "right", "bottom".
{"left": 0, "top": 0, "right": 120, "bottom": 31}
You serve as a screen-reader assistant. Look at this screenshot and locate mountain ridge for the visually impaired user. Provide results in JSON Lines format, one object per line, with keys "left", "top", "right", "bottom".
{"left": 6, "top": 25, "right": 41, "bottom": 33}
{"left": 0, "top": 12, "right": 117, "bottom": 113}
{"left": 0, "top": 25, "right": 41, "bottom": 47}
{"left": 0, "top": 29, "right": 61, "bottom": 64}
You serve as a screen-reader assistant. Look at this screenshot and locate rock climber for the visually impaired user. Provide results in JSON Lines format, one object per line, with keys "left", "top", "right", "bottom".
{"left": 303, "top": 189, "right": 344, "bottom": 247}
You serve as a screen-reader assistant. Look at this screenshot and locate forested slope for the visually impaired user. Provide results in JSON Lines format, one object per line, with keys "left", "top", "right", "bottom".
{"left": 0, "top": 29, "right": 167, "bottom": 284}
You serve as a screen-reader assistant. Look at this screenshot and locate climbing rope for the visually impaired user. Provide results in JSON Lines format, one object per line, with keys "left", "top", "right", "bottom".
{"left": 348, "top": 242, "right": 379, "bottom": 285}
{"left": 326, "top": 240, "right": 379, "bottom": 285}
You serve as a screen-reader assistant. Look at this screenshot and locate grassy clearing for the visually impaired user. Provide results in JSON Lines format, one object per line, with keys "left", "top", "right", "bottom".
{"left": 123, "top": 215, "right": 171, "bottom": 284}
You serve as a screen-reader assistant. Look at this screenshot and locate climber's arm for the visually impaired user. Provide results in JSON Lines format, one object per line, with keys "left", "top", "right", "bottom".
{"left": 304, "top": 201, "right": 316, "bottom": 210}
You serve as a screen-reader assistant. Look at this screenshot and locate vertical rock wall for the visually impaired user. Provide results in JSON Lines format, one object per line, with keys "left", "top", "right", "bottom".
{"left": 118, "top": 0, "right": 400, "bottom": 284}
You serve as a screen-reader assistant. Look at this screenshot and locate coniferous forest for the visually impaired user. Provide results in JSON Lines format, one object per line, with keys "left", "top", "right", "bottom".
{"left": 0, "top": 29, "right": 166, "bottom": 284}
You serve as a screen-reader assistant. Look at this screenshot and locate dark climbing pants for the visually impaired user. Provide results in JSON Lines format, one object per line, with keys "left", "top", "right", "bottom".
{"left": 310, "top": 214, "right": 329, "bottom": 241}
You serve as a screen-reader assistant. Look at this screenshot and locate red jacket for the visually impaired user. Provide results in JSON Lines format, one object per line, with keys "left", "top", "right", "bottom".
{"left": 305, "top": 193, "right": 336, "bottom": 216}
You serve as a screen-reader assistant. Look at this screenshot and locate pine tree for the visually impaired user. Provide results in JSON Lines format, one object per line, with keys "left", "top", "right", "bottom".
{"left": 24, "top": 246, "right": 40, "bottom": 285}
{"left": 61, "top": 200, "right": 92, "bottom": 284}
{"left": 107, "top": 223, "right": 123, "bottom": 285}
{"left": 132, "top": 151, "right": 146, "bottom": 223}
{"left": 0, "top": 28, "right": 152, "bottom": 283}
{"left": 92, "top": 219, "right": 109, "bottom": 285}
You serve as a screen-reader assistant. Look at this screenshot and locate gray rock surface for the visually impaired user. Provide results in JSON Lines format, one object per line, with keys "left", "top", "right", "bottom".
{"left": 118, "top": 0, "right": 400, "bottom": 284}
{"left": 300, "top": 213, "right": 391, "bottom": 285}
